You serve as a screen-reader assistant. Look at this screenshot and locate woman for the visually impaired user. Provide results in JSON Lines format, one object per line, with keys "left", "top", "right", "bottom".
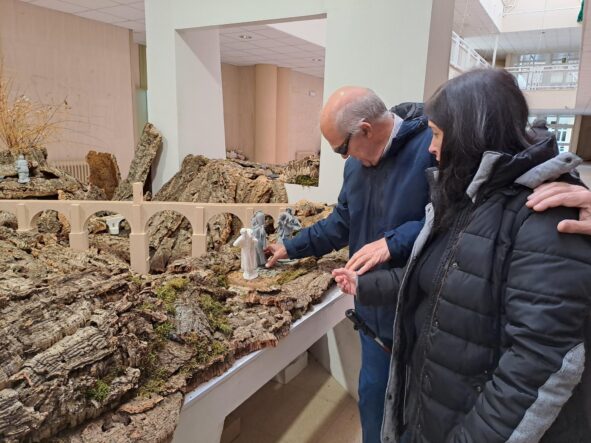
{"left": 333, "top": 69, "right": 591, "bottom": 443}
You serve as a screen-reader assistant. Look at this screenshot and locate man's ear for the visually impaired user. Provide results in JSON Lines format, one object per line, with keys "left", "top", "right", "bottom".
{"left": 359, "top": 121, "right": 372, "bottom": 138}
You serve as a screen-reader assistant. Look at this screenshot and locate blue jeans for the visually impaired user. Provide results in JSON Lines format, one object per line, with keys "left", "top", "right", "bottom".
{"left": 358, "top": 333, "right": 393, "bottom": 443}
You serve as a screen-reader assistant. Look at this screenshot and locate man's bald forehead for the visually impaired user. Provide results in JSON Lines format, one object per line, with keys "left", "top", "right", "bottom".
{"left": 321, "top": 86, "right": 373, "bottom": 128}
{"left": 329, "top": 86, "right": 372, "bottom": 104}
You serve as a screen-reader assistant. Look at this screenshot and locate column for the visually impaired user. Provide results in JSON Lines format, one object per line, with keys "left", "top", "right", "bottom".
{"left": 422, "top": 0, "right": 455, "bottom": 100}
{"left": 69, "top": 203, "right": 89, "bottom": 251}
{"left": 254, "top": 64, "right": 278, "bottom": 164}
{"left": 275, "top": 67, "right": 291, "bottom": 164}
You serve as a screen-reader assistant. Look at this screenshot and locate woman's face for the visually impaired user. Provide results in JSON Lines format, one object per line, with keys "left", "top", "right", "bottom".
{"left": 428, "top": 121, "right": 443, "bottom": 162}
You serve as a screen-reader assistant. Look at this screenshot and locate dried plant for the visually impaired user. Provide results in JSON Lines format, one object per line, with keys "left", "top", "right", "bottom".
{"left": 0, "top": 66, "right": 67, "bottom": 155}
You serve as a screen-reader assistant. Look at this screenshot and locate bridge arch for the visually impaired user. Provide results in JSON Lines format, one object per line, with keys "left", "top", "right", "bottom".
{"left": 205, "top": 211, "right": 244, "bottom": 253}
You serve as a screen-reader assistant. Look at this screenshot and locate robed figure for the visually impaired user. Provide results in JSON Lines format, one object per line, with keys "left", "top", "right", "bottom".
{"left": 233, "top": 228, "right": 259, "bottom": 280}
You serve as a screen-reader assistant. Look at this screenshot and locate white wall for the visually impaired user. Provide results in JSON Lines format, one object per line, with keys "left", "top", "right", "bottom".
{"left": 479, "top": 0, "right": 504, "bottom": 31}
{"left": 147, "top": 0, "right": 451, "bottom": 202}
{"left": 148, "top": 25, "right": 226, "bottom": 189}
{"left": 501, "top": 0, "right": 582, "bottom": 32}
{"left": 576, "top": 0, "right": 591, "bottom": 114}
{"left": 176, "top": 29, "right": 226, "bottom": 162}
{"left": 145, "top": 1, "right": 178, "bottom": 188}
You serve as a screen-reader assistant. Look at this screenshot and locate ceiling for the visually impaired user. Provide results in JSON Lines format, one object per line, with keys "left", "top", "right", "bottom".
{"left": 20, "top": 0, "right": 147, "bottom": 43}
{"left": 218, "top": 24, "right": 325, "bottom": 78}
{"left": 19, "top": 1, "right": 581, "bottom": 77}
{"left": 465, "top": 27, "right": 582, "bottom": 59}
{"left": 21, "top": 0, "right": 499, "bottom": 44}
{"left": 453, "top": 0, "right": 500, "bottom": 38}
{"left": 18, "top": 0, "right": 326, "bottom": 78}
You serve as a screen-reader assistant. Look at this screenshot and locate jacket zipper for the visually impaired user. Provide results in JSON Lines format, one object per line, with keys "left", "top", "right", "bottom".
{"left": 384, "top": 203, "right": 433, "bottom": 438}
{"left": 410, "top": 207, "right": 474, "bottom": 432}
{"left": 392, "top": 252, "right": 420, "bottom": 430}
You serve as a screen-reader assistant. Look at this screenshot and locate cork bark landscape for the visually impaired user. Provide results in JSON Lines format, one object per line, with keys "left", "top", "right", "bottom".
{"left": 0, "top": 126, "right": 336, "bottom": 442}
{"left": 0, "top": 226, "right": 345, "bottom": 442}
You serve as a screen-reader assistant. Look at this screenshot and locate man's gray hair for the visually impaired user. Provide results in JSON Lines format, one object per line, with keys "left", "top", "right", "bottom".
{"left": 335, "top": 88, "right": 390, "bottom": 135}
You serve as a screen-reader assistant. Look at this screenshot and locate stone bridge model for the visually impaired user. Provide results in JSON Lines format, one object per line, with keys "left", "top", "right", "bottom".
{"left": 0, "top": 183, "right": 288, "bottom": 274}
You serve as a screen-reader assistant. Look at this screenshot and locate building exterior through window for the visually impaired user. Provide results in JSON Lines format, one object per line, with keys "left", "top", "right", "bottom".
{"left": 529, "top": 115, "right": 576, "bottom": 153}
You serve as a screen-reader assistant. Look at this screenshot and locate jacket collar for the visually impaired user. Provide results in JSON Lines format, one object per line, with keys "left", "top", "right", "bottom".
{"left": 383, "top": 116, "right": 428, "bottom": 159}
{"left": 465, "top": 138, "right": 582, "bottom": 201}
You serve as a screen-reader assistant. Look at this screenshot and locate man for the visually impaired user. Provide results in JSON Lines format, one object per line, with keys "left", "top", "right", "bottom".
{"left": 265, "top": 86, "right": 434, "bottom": 442}
{"left": 527, "top": 182, "right": 591, "bottom": 234}
{"left": 527, "top": 117, "right": 559, "bottom": 155}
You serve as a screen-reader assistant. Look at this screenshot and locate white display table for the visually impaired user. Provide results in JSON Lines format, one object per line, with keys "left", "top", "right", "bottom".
{"left": 172, "top": 287, "right": 353, "bottom": 443}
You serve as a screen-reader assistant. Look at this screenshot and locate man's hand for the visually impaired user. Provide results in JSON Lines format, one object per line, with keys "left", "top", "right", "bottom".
{"left": 264, "top": 243, "right": 288, "bottom": 268}
{"left": 345, "top": 238, "right": 391, "bottom": 275}
{"left": 332, "top": 267, "right": 357, "bottom": 295}
{"left": 527, "top": 182, "right": 591, "bottom": 235}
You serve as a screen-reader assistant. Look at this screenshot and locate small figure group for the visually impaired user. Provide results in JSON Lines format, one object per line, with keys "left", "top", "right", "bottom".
{"left": 276, "top": 208, "right": 302, "bottom": 245}
{"left": 233, "top": 209, "right": 301, "bottom": 280}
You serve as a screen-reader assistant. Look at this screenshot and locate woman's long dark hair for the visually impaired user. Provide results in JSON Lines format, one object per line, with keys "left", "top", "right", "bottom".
{"left": 425, "top": 69, "right": 531, "bottom": 231}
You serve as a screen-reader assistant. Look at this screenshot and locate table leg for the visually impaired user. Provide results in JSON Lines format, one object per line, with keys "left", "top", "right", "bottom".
{"left": 172, "top": 403, "right": 225, "bottom": 443}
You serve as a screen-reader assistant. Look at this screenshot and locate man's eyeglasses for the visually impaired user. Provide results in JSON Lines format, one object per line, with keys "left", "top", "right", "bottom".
{"left": 334, "top": 133, "right": 352, "bottom": 156}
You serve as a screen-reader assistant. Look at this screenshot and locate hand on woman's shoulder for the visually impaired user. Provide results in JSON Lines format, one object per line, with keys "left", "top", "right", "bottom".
{"left": 527, "top": 182, "right": 591, "bottom": 236}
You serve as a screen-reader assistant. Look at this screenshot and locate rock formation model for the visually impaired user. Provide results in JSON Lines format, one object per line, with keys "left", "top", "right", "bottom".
{"left": 0, "top": 124, "right": 340, "bottom": 442}
{"left": 0, "top": 219, "right": 346, "bottom": 442}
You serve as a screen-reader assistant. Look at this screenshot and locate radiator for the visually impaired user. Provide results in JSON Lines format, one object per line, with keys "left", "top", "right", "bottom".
{"left": 295, "top": 151, "right": 317, "bottom": 160}
{"left": 50, "top": 160, "right": 90, "bottom": 183}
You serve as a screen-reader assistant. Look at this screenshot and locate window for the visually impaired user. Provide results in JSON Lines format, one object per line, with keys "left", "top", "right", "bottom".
{"left": 551, "top": 52, "right": 579, "bottom": 65}
{"left": 517, "top": 53, "right": 546, "bottom": 66}
{"left": 558, "top": 116, "right": 575, "bottom": 125}
{"left": 529, "top": 114, "right": 575, "bottom": 154}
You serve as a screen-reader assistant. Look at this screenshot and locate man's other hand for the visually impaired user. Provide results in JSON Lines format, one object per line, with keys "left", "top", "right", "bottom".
{"left": 264, "top": 243, "right": 288, "bottom": 268}
{"left": 527, "top": 182, "right": 591, "bottom": 235}
{"left": 332, "top": 268, "right": 357, "bottom": 295}
{"left": 345, "top": 238, "right": 391, "bottom": 275}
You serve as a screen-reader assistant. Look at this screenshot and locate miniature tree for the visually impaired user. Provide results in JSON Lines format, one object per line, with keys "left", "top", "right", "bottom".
{"left": 0, "top": 64, "right": 66, "bottom": 155}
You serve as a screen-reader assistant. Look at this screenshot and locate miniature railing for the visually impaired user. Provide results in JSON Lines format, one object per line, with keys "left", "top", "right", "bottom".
{"left": 506, "top": 64, "right": 580, "bottom": 90}
{"left": 0, "top": 183, "right": 287, "bottom": 274}
{"left": 450, "top": 31, "right": 490, "bottom": 72}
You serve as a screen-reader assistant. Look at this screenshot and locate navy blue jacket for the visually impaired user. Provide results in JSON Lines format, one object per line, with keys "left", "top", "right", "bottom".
{"left": 284, "top": 116, "right": 434, "bottom": 341}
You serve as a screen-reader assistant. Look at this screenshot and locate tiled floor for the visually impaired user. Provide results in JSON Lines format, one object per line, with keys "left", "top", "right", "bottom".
{"left": 222, "top": 356, "right": 361, "bottom": 443}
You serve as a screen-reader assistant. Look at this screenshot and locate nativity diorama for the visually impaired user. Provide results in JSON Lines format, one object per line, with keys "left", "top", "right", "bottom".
{"left": 0, "top": 72, "right": 336, "bottom": 443}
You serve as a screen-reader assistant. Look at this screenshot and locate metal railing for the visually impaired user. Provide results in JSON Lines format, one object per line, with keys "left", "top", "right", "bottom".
{"left": 450, "top": 32, "right": 490, "bottom": 72}
{"left": 506, "top": 64, "right": 580, "bottom": 90}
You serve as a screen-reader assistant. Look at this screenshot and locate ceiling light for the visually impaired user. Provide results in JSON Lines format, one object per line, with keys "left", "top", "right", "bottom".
{"left": 238, "top": 34, "right": 252, "bottom": 40}
{"left": 311, "top": 57, "right": 323, "bottom": 62}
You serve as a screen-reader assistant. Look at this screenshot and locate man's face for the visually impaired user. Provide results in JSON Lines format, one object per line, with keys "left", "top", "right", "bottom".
{"left": 326, "top": 124, "right": 376, "bottom": 167}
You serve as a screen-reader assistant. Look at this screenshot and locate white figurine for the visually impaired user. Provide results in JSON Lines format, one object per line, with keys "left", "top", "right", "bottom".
{"left": 15, "top": 154, "right": 30, "bottom": 184}
{"left": 276, "top": 208, "right": 302, "bottom": 245}
{"left": 251, "top": 211, "right": 267, "bottom": 267}
{"left": 233, "top": 228, "right": 259, "bottom": 280}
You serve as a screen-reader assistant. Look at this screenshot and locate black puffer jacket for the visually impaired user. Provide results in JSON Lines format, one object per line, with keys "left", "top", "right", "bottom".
{"left": 357, "top": 142, "right": 591, "bottom": 443}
